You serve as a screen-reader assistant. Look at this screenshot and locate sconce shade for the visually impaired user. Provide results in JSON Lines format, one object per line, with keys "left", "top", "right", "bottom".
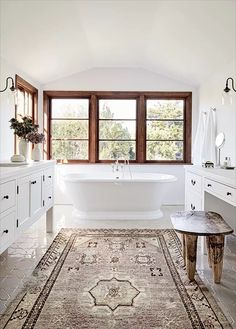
{"left": 0, "top": 76, "right": 15, "bottom": 93}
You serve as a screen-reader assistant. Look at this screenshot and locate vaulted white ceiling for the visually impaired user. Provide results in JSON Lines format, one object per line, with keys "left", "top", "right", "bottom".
{"left": 0, "top": 0, "right": 235, "bottom": 86}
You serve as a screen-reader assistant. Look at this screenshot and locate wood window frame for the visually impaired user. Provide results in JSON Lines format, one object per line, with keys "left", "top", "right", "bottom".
{"left": 14, "top": 75, "right": 38, "bottom": 153}
{"left": 50, "top": 97, "right": 90, "bottom": 163}
{"left": 144, "top": 95, "right": 191, "bottom": 164}
{"left": 97, "top": 96, "right": 138, "bottom": 163}
{"left": 15, "top": 74, "right": 38, "bottom": 122}
{"left": 43, "top": 91, "right": 192, "bottom": 164}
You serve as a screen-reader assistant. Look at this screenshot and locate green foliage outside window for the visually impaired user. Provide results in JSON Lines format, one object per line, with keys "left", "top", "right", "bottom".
{"left": 146, "top": 100, "right": 184, "bottom": 160}
{"left": 51, "top": 99, "right": 89, "bottom": 160}
{"left": 99, "top": 106, "right": 135, "bottom": 160}
{"left": 52, "top": 140, "right": 88, "bottom": 160}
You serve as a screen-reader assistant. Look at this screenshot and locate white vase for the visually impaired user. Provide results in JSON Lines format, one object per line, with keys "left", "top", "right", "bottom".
{"left": 19, "top": 139, "right": 29, "bottom": 161}
{"left": 32, "top": 144, "right": 42, "bottom": 161}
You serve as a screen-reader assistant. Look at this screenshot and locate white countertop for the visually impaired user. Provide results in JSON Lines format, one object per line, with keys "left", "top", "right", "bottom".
{"left": 0, "top": 160, "right": 56, "bottom": 182}
{"left": 184, "top": 165, "right": 236, "bottom": 188}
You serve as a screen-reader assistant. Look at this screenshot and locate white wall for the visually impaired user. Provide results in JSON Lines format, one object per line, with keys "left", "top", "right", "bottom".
{"left": 45, "top": 67, "right": 195, "bottom": 90}
{"left": 197, "top": 60, "right": 236, "bottom": 166}
{"left": 44, "top": 67, "right": 198, "bottom": 205}
{"left": 0, "top": 58, "right": 15, "bottom": 160}
{"left": 0, "top": 57, "right": 42, "bottom": 160}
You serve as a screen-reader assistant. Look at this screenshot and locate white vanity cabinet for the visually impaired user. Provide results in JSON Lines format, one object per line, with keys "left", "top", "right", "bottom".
{"left": 0, "top": 161, "right": 55, "bottom": 253}
{"left": 185, "top": 165, "right": 236, "bottom": 231}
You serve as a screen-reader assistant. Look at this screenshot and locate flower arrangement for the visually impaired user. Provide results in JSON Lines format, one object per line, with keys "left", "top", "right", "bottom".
{"left": 27, "top": 132, "right": 45, "bottom": 144}
{"left": 9, "top": 116, "right": 39, "bottom": 140}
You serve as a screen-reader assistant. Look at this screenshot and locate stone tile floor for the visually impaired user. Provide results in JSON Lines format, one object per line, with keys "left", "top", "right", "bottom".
{"left": 0, "top": 205, "right": 235, "bottom": 327}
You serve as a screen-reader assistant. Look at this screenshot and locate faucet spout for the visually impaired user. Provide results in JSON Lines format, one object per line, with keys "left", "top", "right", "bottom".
{"left": 115, "top": 159, "right": 119, "bottom": 171}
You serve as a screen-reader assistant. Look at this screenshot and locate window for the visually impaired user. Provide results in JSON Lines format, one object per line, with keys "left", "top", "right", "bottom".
{"left": 17, "top": 88, "right": 33, "bottom": 118}
{"left": 146, "top": 99, "right": 184, "bottom": 161}
{"left": 15, "top": 75, "right": 38, "bottom": 122}
{"left": 98, "top": 99, "right": 136, "bottom": 160}
{"left": 44, "top": 91, "right": 192, "bottom": 163}
{"left": 15, "top": 75, "right": 38, "bottom": 153}
{"left": 50, "top": 98, "right": 89, "bottom": 161}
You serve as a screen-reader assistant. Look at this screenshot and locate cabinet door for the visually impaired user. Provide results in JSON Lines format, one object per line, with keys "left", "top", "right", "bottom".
{"left": 30, "top": 172, "right": 42, "bottom": 218}
{"left": 0, "top": 210, "right": 15, "bottom": 253}
{"left": 17, "top": 175, "right": 31, "bottom": 230}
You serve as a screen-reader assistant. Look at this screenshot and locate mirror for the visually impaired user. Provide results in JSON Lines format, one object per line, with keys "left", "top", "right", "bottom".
{"left": 215, "top": 132, "right": 225, "bottom": 167}
{"left": 215, "top": 132, "right": 225, "bottom": 148}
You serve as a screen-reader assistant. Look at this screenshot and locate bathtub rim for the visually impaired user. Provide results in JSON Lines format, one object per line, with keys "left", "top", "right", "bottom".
{"left": 63, "top": 172, "right": 177, "bottom": 183}
{"left": 72, "top": 209, "right": 164, "bottom": 220}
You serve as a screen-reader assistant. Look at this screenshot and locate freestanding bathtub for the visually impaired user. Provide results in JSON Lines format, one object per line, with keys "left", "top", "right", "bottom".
{"left": 64, "top": 172, "right": 177, "bottom": 220}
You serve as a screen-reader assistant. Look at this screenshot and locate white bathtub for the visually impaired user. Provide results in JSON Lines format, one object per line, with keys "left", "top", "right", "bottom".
{"left": 64, "top": 172, "right": 177, "bottom": 220}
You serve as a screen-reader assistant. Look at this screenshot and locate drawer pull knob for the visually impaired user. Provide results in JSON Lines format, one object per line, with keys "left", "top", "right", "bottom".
{"left": 3, "top": 195, "right": 9, "bottom": 199}
{"left": 227, "top": 192, "right": 232, "bottom": 196}
{"left": 191, "top": 179, "right": 196, "bottom": 186}
{"left": 3, "top": 229, "right": 8, "bottom": 234}
{"left": 31, "top": 181, "right": 37, "bottom": 185}
{"left": 48, "top": 175, "right": 52, "bottom": 178}
{"left": 207, "top": 184, "right": 212, "bottom": 187}
{"left": 48, "top": 196, "right": 52, "bottom": 199}
{"left": 191, "top": 203, "right": 195, "bottom": 210}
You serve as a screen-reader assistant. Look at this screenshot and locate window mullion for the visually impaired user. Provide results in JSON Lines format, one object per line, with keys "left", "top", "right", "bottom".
{"left": 89, "top": 94, "right": 98, "bottom": 163}
{"left": 137, "top": 95, "right": 145, "bottom": 163}
{"left": 185, "top": 94, "right": 192, "bottom": 163}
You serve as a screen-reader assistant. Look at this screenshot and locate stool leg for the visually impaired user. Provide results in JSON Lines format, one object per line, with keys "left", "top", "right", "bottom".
{"left": 206, "top": 236, "right": 212, "bottom": 268}
{"left": 185, "top": 234, "right": 198, "bottom": 281}
{"left": 208, "top": 235, "right": 225, "bottom": 284}
{"left": 182, "top": 234, "right": 186, "bottom": 265}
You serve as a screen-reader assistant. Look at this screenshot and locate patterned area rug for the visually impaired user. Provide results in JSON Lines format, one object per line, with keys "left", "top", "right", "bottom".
{"left": 0, "top": 229, "right": 232, "bottom": 329}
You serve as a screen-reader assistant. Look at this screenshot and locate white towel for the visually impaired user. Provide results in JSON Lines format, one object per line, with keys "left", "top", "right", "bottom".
{"left": 202, "top": 109, "right": 216, "bottom": 164}
{"left": 193, "top": 112, "right": 206, "bottom": 165}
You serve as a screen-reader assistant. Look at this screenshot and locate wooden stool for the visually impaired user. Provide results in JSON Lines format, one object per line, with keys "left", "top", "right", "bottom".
{"left": 170, "top": 211, "right": 233, "bottom": 283}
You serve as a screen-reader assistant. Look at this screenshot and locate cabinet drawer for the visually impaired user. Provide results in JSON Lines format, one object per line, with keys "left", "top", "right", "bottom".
{"left": 0, "top": 211, "right": 15, "bottom": 249}
{"left": 44, "top": 167, "right": 54, "bottom": 186}
{"left": 0, "top": 180, "right": 16, "bottom": 213}
{"left": 186, "top": 171, "right": 202, "bottom": 194}
{"left": 44, "top": 185, "right": 53, "bottom": 209}
{"left": 205, "top": 178, "right": 236, "bottom": 204}
{"left": 185, "top": 191, "right": 202, "bottom": 211}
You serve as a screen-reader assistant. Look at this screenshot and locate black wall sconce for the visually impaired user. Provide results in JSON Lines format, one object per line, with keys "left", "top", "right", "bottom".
{"left": 223, "top": 77, "right": 236, "bottom": 93}
{"left": 222, "top": 77, "right": 236, "bottom": 105}
{"left": 0, "top": 76, "right": 15, "bottom": 93}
